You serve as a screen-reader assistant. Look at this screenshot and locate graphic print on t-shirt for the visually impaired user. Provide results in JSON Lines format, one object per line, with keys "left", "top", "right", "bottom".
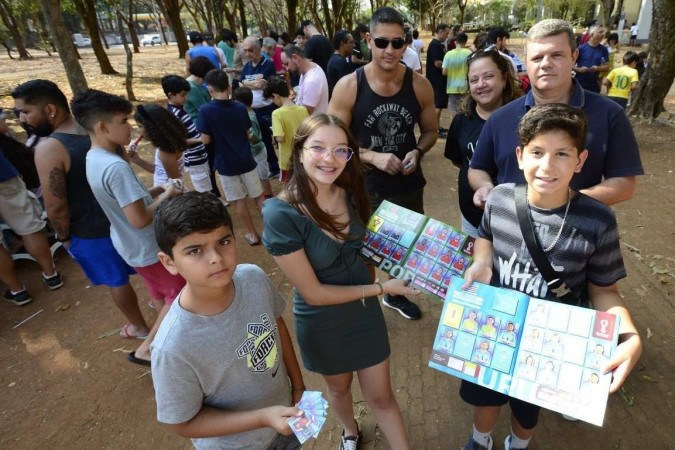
{"left": 236, "top": 313, "right": 279, "bottom": 373}
{"left": 363, "top": 104, "right": 414, "bottom": 153}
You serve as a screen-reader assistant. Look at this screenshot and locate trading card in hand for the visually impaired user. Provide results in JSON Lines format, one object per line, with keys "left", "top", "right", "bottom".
{"left": 288, "top": 391, "right": 329, "bottom": 443}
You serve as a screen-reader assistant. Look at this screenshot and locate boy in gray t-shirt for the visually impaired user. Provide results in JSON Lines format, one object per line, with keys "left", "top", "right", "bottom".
{"left": 152, "top": 192, "right": 305, "bottom": 449}
{"left": 459, "top": 104, "right": 642, "bottom": 450}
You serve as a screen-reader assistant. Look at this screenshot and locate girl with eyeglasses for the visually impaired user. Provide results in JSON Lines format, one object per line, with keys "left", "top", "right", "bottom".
{"left": 444, "top": 48, "right": 521, "bottom": 237}
{"left": 262, "top": 114, "right": 416, "bottom": 449}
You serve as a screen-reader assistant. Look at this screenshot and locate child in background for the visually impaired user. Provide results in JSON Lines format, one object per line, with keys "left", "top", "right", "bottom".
{"left": 152, "top": 192, "right": 305, "bottom": 449}
{"left": 460, "top": 104, "right": 641, "bottom": 450}
{"left": 128, "top": 104, "right": 187, "bottom": 188}
{"left": 161, "top": 75, "right": 212, "bottom": 192}
{"left": 197, "top": 69, "right": 264, "bottom": 246}
{"left": 232, "top": 86, "right": 274, "bottom": 199}
{"left": 603, "top": 52, "right": 640, "bottom": 109}
{"left": 72, "top": 89, "right": 186, "bottom": 367}
{"left": 264, "top": 76, "right": 308, "bottom": 182}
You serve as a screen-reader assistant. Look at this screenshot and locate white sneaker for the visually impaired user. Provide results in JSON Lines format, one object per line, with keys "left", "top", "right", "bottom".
{"left": 504, "top": 434, "right": 529, "bottom": 449}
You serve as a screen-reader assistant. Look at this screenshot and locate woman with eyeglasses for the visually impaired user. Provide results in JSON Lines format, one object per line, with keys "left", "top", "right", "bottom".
{"left": 444, "top": 48, "right": 521, "bottom": 237}
{"left": 262, "top": 114, "right": 416, "bottom": 449}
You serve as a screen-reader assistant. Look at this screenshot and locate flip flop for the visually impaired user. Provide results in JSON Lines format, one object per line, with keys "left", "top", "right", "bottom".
{"left": 119, "top": 323, "right": 148, "bottom": 340}
{"left": 244, "top": 234, "right": 260, "bottom": 246}
{"left": 128, "top": 351, "right": 151, "bottom": 367}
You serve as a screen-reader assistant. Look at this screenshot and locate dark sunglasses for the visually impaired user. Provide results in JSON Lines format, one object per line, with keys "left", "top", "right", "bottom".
{"left": 372, "top": 37, "right": 405, "bottom": 49}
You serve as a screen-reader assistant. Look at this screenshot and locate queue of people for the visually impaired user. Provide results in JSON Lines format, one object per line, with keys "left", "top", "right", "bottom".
{"left": 0, "top": 10, "right": 646, "bottom": 450}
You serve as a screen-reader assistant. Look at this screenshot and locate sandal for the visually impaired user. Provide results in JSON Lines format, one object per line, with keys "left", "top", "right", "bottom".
{"left": 244, "top": 234, "right": 260, "bottom": 246}
{"left": 127, "top": 351, "right": 151, "bottom": 367}
{"left": 119, "top": 323, "right": 148, "bottom": 340}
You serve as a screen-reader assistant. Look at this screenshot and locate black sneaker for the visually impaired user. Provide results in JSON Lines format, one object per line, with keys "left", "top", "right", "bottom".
{"left": 339, "top": 429, "right": 361, "bottom": 450}
{"left": 42, "top": 271, "right": 64, "bottom": 290}
{"left": 4, "top": 289, "right": 32, "bottom": 306}
{"left": 382, "top": 294, "right": 421, "bottom": 320}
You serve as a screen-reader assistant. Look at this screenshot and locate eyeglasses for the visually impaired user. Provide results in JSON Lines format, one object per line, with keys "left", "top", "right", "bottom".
{"left": 303, "top": 145, "right": 354, "bottom": 162}
{"left": 467, "top": 44, "right": 497, "bottom": 63}
{"left": 372, "top": 37, "right": 405, "bottom": 50}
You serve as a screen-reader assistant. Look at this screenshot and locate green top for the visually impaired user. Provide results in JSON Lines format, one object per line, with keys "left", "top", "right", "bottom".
{"left": 184, "top": 79, "right": 211, "bottom": 123}
{"left": 217, "top": 41, "right": 235, "bottom": 67}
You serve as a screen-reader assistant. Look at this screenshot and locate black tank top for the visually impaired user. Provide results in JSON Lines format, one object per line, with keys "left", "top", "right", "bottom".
{"left": 351, "top": 66, "right": 426, "bottom": 196}
{"left": 50, "top": 132, "right": 110, "bottom": 238}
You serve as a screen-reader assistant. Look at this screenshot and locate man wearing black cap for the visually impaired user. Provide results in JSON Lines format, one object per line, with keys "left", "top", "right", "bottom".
{"left": 185, "top": 31, "right": 221, "bottom": 70}
{"left": 300, "top": 20, "right": 332, "bottom": 74}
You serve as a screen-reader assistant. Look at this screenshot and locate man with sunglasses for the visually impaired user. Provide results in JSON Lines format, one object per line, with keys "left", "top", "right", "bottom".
{"left": 468, "top": 19, "right": 642, "bottom": 210}
{"left": 328, "top": 7, "right": 438, "bottom": 321}
{"left": 426, "top": 23, "right": 451, "bottom": 137}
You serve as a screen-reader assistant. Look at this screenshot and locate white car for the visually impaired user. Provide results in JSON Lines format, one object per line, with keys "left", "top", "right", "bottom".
{"left": 141, "top": 35, "right": 162, "bottom": 46}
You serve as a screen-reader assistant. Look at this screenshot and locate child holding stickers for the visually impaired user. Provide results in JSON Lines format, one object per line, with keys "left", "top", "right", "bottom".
{"left": 460, "top": 104, "right": 642, "bottom": 450}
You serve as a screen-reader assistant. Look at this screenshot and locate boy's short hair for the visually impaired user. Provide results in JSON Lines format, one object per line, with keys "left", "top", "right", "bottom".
{"left": 155, "top": 191, "right": 234, "bottom": 257}
{"left": 412, "top": 29, "right": 419, "bottom": 39}
{"left": 263, "top": 76, "right": 290, "bottom": 99}
{"left": 518, "top": 103, "right": 586, "bottom": 153}
{"left": 623, "top": 51, "right": 638, "bottom": 65}
{"left": 161, "top": 74, "right": 190, "bottom": 96}
{"left": 456, "top": 32, "right": 468, "bottom": 45}
{"left": 188, "top": 56, "right": 217, "bottom": 78}
{"left": 232, "top": 86, "right": 253, "bottom": 106}
{"left": 11, "top": 79, "right": 70, "bottom": 112}
{"left": 70, "top": 89, "right": 132, "bottom": 132}
{"left": 204, "top": 69, "right": 229, "bottom": 92}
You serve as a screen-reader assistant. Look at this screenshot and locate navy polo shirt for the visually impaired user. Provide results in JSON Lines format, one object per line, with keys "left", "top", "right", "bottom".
{"left": 470, "top": 79, "right": 643, "bottom": 190}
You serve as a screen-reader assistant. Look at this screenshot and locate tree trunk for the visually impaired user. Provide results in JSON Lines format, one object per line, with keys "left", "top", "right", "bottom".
{"left": 628, "top": 0, "right": 675, "bottom": 120}
{"left": 74, "top": 0, "right": 118, "bottom": 74}
{"left": 0, "top": 0, "right": 31, "bottom": 59}
{"left": 158, "top": 0, "right": 189, "bottom": 58}
{"left": 599, "top": 0, "right": 615, "bottom": 27}
{"left": 117, "top": 11, "right": 136, "bottom": 101}
{"left": 237, "top": 0, "right": 248, "bottom": 38}
{"left": 41, "top": 0, "right": 88, "bottom": 94}
{"left": 286, "top": 0, "right": 298, "bottom": 35}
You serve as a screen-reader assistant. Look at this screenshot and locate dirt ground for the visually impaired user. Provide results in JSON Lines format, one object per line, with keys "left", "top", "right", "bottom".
{"left": 0, "top": 45, "right": 673, "bottom": 449}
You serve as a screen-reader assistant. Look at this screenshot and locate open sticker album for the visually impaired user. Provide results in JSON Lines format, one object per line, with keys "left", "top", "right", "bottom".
{"left": 429, "top": 276, "right": 620, "bottom": 426}
{"left": 360, "top": 200, "right": 475, "bottom": 300}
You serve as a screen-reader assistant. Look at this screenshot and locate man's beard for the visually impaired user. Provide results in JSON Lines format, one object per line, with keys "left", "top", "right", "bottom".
{"left": 23, "top": 116, "right": 53, "bottom": 137}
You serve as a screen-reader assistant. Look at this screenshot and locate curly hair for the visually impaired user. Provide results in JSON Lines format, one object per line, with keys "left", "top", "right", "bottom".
{"left": 133, "top": 104, "right": 187, "bottom": 153}
{"left": 283, "top": 114, "right": 370, "bottom": 240}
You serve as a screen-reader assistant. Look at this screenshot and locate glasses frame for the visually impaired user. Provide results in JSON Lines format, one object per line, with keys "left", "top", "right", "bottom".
{"left": 372, "top": 36, "right": 406, "bottom": 50}
{"left": 467, "top": 44, "right": 498, "bottom": 63}
{"left": 303, "top": 145, "right": 354, "bottom": 162}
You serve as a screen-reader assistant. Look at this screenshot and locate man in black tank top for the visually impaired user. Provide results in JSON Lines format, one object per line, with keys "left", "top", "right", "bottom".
{"left": 12, "top": 80, "right": 151, "bottom": 347}
{"left": 328, "top": 7, "right": 438, "bottom": 321}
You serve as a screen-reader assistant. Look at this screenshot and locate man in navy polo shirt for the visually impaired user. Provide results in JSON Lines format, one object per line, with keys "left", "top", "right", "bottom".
{"left": 469, "top": 19, "right": 642, "bottom": 209}
{"left": 573, "top": 24, "right": 609, "bottom": 92}
{"left": 240, "top": 36, "right": 280, "bottom": 177}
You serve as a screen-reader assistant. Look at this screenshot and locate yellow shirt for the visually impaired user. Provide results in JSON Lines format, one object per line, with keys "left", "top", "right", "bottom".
{"left": 272, "top": 105, "right": 309, "bottom": 170}
{"left": 606, "top": 66, "right": 639, "bottom": 99}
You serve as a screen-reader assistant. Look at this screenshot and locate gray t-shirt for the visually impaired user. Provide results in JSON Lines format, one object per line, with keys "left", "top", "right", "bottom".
{"left": 480, "top": 184, "right": 626, "bottom": 304}
{"left": 85, "top": 148, "right": 159, "bottom": 267}
{"left": 150, "top": 264, "right": 290, "bottom": 450}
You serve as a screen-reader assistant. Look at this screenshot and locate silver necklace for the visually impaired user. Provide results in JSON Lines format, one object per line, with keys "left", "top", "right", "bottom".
{"left": 526, "top": 187, "right": 571, "bottom": 252}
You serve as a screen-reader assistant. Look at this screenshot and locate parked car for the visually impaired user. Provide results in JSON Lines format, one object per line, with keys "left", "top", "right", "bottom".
{"left": 141, "top": 35, "right": 162, "bottom": 46}
{"left": 72, "top": 33, "right": 92, "bottom": 47}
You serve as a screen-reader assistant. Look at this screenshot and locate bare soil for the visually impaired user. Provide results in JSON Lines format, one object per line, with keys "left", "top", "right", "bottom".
{"left": 0, "top": 45, "right": 673, "bottom": 449}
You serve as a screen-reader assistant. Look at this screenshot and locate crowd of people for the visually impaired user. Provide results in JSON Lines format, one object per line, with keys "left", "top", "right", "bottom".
{"left": 0, "top": 8, "right": 647, "bottom": 450}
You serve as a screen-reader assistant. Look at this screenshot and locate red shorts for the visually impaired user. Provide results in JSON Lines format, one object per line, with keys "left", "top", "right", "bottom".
{"left": 134, "top": 261, "right": 185, "bottom": 304}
